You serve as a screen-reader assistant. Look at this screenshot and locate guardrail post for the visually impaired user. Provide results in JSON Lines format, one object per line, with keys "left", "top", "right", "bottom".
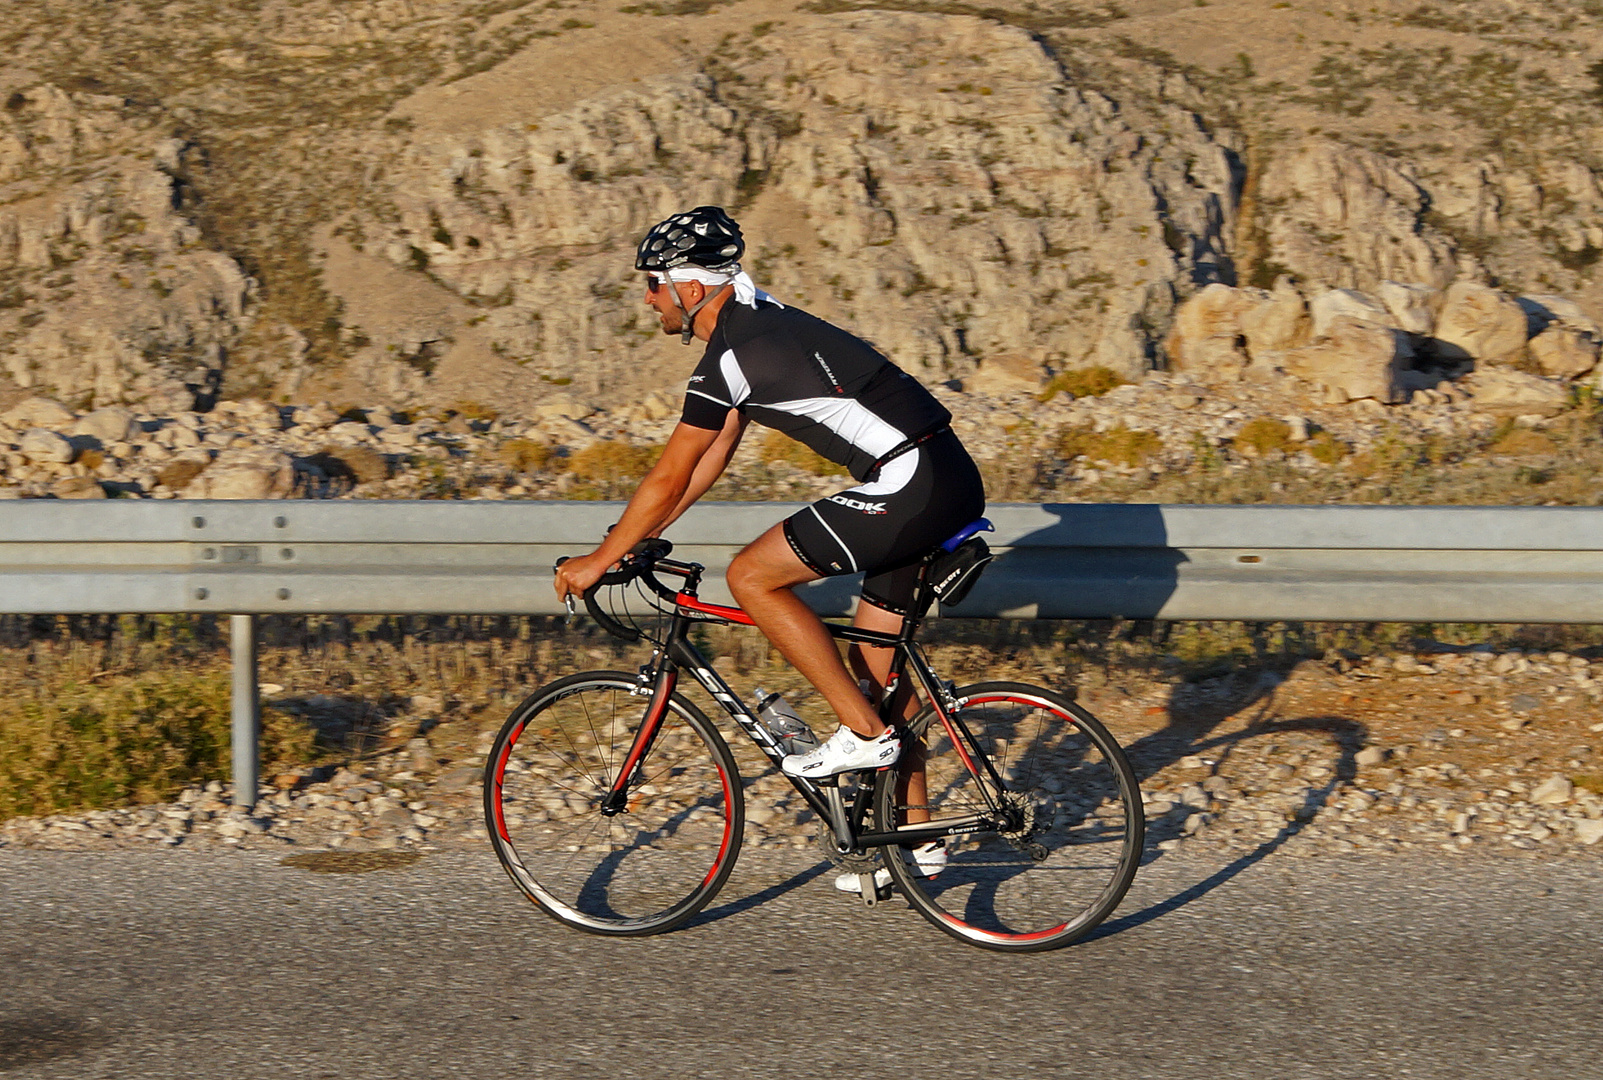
{"left": 229, "top": 614, "right": 259, "bottom": 810}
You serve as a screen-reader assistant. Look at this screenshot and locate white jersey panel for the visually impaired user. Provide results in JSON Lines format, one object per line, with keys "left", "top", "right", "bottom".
{"left": 763, "top": 396, "right": 907, "bottom": 460}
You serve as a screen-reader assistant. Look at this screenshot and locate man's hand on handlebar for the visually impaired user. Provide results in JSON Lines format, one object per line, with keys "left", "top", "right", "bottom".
{"left": 553, "top": 550, "right": 614, "bottom": 605}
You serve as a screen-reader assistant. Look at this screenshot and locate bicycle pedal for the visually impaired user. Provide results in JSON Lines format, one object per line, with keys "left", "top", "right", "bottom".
{"left": 857, "top": 873, "right": 882, "bottom": 907}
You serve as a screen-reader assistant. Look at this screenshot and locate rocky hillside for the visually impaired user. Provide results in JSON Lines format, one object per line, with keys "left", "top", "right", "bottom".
{"left": 0, "top": 0, "right": 1601, "bottom": 440}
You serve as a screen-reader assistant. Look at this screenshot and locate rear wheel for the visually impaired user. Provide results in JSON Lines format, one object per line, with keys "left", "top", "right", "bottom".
{"left": 484, "top": 671, "right": 744, "bottom": 936}
{"left": 875, "top": 682, "right": 1143, "bottom": 952}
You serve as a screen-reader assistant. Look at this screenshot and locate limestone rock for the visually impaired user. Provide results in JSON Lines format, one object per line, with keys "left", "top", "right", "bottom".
{"left": 183, "top": 449, "right": 295, "bottom": 499}
{"left": 19, "top": 428, "right": 74, "bottom": 464}
{"left": 1530, "top": 775, "right": 1573, "bottom": 806}
{"left": 966, "top": 353, "right": 1046, "bottom": 396}
{"left": 1310, "top": 289, "right": 1392, "bottom": 339}
{"left": 1526, "top": 327, "right": 1600, "bottom": 379}
{"left": 1281, "top": 318, "right": 1411, "bottom": 404}
{"left": 72, "top": 407, "right": 138, "bottom": 445}
{"left": 1518, "top": 294, "right": 1601, "bottom": 339}
{"left": 1165, "top": 284, "right": 1256, "bottom": 381}
{"left": 50, "top": 476, "right": 106, "bottom": 499}
{"left": 1254, "top": 139, "right": 1455, "bottom": 293}
{"left": 1238, "top": 279, "right": 1311, "bottom": 361}
{"left": 1435, "top": 282, "right": 1529, "bottom": 366}
{"left": 1377, "top": 281, "right": 1437, "bottom": 336}
{"left": 1461, "top": 368, "right": 1571, "bottom": 417}
{"left": 2, "top": 398, "right": 74, "bottom": 430}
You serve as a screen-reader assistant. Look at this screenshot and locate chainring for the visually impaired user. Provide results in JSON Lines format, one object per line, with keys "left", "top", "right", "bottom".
{"left": 814, "top": 820, "right": 881, "bottom": 872}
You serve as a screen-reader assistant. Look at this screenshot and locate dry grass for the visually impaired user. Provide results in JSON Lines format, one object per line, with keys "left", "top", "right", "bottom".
{"left": 1489, "top": 427, "right": 1558, "bottom": 456}
{"left": 1054, "top": 424, "right": 1164, "bottom": 467}
{"left": 1234, "top": 417, "right": 1293, "bottom": 457}
{"left": 1306, "top": 431, "right": 1349, "bottom": 465}
{"left": 0, "top": 668, "right": 319, "bottom": 819}
{"left": 1037, "top": 365, "right": 1129, "bottom": 403}
{"left": 494, "top": 437, "right": 554, "bottom": 473}
{"left": 155, "top": 458, "right": 210, "bottom": 490}
{"left": 8, "top": 610, "right": 1603, "bottom": 820}
{"left": 759, "top": 427, "right": 849, "bottom": 476}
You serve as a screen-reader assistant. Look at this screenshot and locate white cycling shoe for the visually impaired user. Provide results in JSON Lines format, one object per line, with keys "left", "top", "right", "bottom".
{"left": 835, "top": 841, "right": 947, "bottom": 894}
{"left": 780, "top": 724, "right": 900, "bottom": 778}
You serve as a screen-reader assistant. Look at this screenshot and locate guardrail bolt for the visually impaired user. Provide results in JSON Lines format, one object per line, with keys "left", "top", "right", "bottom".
{"left": 195, "top": 587, "right": 209, "bottom": 600}
{"left": 276, "top": 588, "right": 291, "bottom": 600}
{"left": 279, "top": 548, "right": 294, "bottom": 560}
{"left": 192, "top": 517, "right": 206, "bottom": 529}
{"left": 202, "top": 548, "right": 216, "bottom": 560}
{"left": 274, "top": 516, "right": 288, "bottom": 529}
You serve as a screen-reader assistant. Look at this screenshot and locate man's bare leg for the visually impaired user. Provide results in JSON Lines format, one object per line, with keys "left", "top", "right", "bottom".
{"left": 848, "top": 599, "right": 929, "bottom": 825}
{"left": 726, "top": 525, "right": 886, "bottom": 738}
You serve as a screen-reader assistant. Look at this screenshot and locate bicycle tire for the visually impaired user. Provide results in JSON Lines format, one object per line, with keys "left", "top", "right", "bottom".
{"left": 875, "top": 681, "right": 1143, "bottom": 952}
{"left": 483, "top": 670, "right": 744, "bottom": 936}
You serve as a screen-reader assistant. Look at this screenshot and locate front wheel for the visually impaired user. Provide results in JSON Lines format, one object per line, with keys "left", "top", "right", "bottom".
{"left": 483, "top": 671, "right": 744, "bottom": 936}
{"left": 875, "top": 682, "right": 1143, "bottom": 952}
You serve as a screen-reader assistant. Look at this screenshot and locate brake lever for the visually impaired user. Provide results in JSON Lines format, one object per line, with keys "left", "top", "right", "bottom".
{"left": 554, "top": 555, "right": 577, "bottom": 625}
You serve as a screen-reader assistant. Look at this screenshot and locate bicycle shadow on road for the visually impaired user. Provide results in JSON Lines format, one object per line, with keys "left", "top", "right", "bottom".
{"left": 1091, "top": 691, "right": 1369, "bottom": 941}
{"left": 684, "top": 860, "right": 832, "bottom": 929}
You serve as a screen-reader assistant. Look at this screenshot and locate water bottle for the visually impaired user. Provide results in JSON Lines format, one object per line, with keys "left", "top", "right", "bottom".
{"left": 753, "top": 688, "right": 819, "bottom": 756}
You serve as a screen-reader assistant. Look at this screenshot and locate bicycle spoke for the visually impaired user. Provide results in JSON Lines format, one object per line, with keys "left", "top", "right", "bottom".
{"left": 485, "top": 673, "right": 743, "bottom": 936}
{"left": 877, "top": 682, "right": 1143, "bottom": 952}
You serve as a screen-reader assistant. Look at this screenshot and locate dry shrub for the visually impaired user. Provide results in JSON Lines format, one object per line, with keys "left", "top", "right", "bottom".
{"left": 77, "top": 448, "right": 105, "bottom": 471}
{"left": 314, "top": 444, "right": 391, "bottom": 484}
{"left": 156, "top": 457, "right": 210, "bottom": 490}
{"left": 1306, "top": 431, "right": 1349, "bottom": 464}
{"left": 759, "top": 428, "right": 849, "bottom": 476}
{"left": 0, "top": 671, "right": 320, "bottom": 818}
{"left": 447, "top": 399, "right": 500, "bottom": 422}
{"left": 567, "top": 441, "right": 662, "bottom": 483}
{"left": 496, "top": 438, "right": 553, "bottom": 473}
{"left": 1037, "top": 365, "right": 1128, "bottom": 403}
{"left": 1055, "top": 425, "right": 1164, "bottom": 467}
{"left": 1235, "top": 417, "right": 1293, "bottom": 456}
{"left": 1489, "top": 428, "right": 1557, "bottom": 456}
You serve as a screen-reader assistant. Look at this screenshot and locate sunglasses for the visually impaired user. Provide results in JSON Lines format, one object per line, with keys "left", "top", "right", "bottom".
{"left": 646, "top": 274, "right": 667, "bottom": 294}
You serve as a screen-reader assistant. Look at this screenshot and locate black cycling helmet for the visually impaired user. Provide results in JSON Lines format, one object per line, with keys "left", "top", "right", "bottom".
{"left": 635, "top": 206, "right": 744, "bottom": 273}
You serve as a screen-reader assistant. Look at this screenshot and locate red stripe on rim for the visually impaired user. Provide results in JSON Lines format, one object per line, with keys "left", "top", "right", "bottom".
{"left": 702, "top": 753, "right": 737, "bottom": 885}
{"left": 491, "top": 718, "right": 528, "bottom": 841}
{"left": 939, "top": 911, "right": 1071, "bottom": 942}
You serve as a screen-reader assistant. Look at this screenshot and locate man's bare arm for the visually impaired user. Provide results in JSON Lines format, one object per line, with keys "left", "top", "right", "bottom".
{"left": 653, "top": 410, "right": 747, "bottom": 534}
{"left": 554, "top": 421, "right": 721, "bottom": 600}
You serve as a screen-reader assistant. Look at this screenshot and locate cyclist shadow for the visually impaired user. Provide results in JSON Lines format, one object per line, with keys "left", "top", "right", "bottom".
{"left": 1090, "top": 684, "right": 1368, "bottom": 942}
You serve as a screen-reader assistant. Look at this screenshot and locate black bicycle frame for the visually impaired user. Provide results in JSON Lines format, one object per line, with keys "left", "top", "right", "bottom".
{"left": 597, "top": 562, "right": 1015, "bottom": 855}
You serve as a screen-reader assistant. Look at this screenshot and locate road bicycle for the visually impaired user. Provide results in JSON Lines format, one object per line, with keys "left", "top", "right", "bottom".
{"left": 482, "top": 521, "right": 1144, "bottom": 952}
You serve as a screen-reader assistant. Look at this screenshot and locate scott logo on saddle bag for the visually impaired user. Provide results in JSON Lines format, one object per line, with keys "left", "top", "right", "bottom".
{"left": 828, "top": 494, "right": 887, "bottom": 514}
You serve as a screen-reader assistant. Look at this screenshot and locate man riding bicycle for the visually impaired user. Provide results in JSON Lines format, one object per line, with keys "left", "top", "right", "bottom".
{"left": 553, "top": 206, "right": 987, "bottom": 890}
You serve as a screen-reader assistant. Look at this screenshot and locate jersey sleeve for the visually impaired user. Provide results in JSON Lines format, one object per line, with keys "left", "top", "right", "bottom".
{"left": 679, "top": 348, "right": 738, "bottom": 430}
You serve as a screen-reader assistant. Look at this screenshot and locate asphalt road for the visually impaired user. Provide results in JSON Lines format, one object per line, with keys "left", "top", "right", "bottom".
{"left": 2, "top": 843, "right": 1600, "bottom": 1079}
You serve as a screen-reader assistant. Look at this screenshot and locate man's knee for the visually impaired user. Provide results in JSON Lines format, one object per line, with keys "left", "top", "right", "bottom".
{"left": 727, "top": 546, "right": 782, "bottom": 599}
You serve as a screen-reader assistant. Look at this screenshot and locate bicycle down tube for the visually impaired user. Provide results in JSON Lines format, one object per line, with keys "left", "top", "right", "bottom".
{"left": 602, "top": 589, "right": 1010, "bottom": 852}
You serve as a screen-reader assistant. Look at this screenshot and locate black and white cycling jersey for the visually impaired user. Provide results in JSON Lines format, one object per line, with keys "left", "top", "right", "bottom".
{"left": 679, "top": 299, "right": 953, "bottom": 483}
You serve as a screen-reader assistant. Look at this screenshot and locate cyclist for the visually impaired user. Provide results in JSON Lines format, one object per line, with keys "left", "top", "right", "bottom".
{"left": 553, "top": 206, "right": 986, "bottom": 889}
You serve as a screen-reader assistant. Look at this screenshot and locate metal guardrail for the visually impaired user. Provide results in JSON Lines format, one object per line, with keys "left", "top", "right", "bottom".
{"left": 5, "top": 500, "right": 1603, "bottom": 804}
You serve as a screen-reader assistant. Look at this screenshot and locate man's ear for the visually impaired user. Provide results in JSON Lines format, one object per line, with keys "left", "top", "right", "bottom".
{"left": 681, "top": 280, "right": 705, "bottom": 303}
